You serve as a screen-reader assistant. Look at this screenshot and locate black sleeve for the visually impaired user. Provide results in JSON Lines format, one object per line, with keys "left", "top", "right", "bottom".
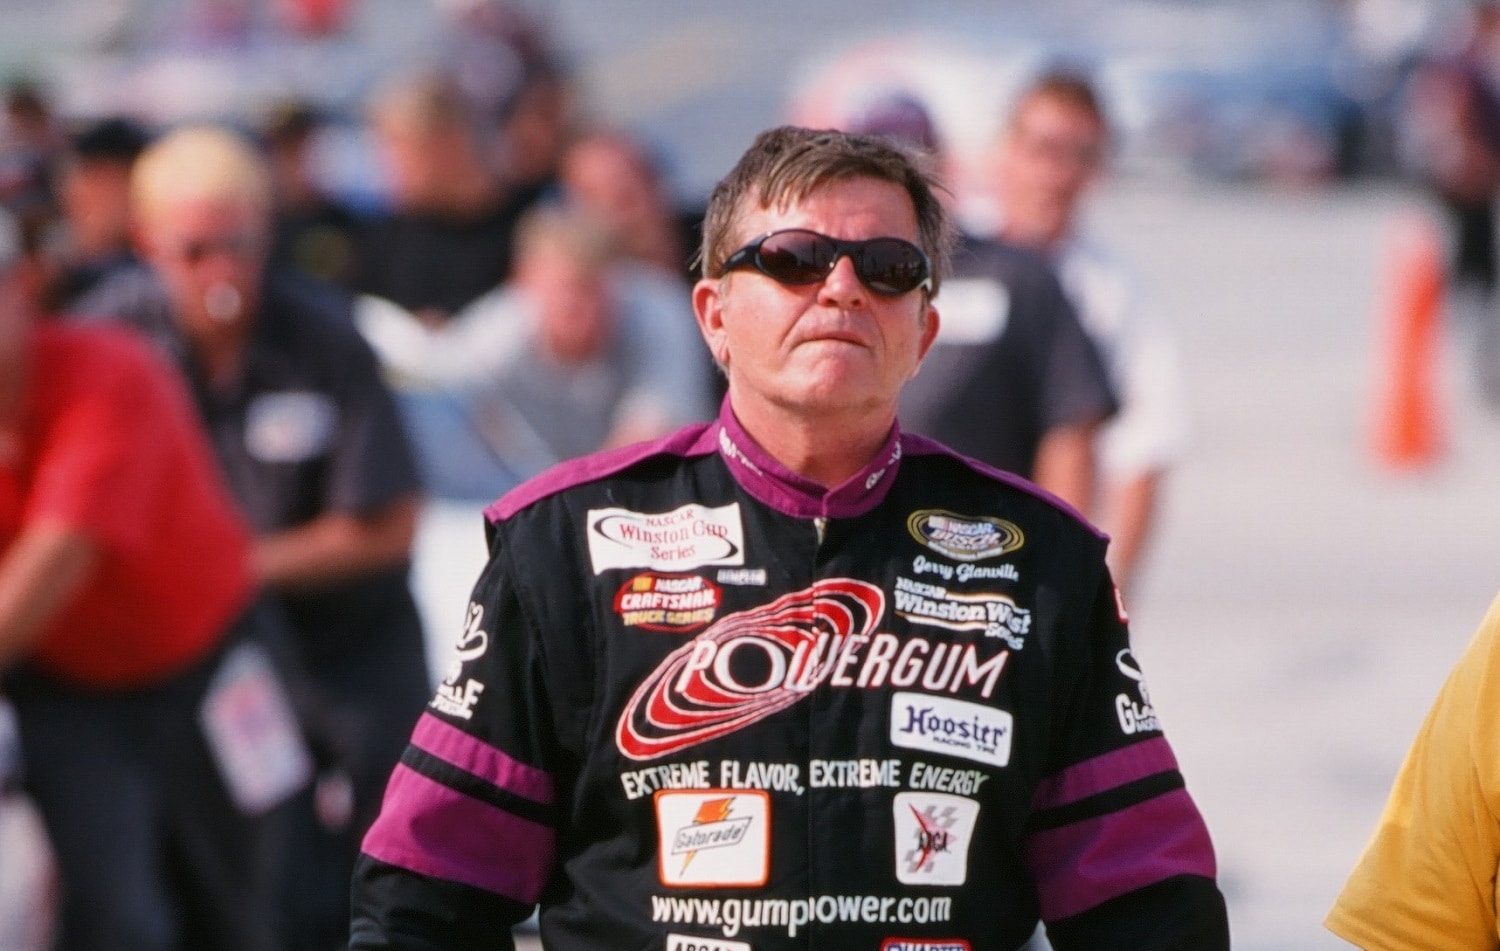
{"left": 1026, "top": 563, "right": 1227, "bottom": 950}
{"left": 350, "top": 523, "right": 562, "bottom": 948}
{"left": 349, "top": 854, "right": 525, "bottom": 951}
{"left": 1046, "top": 875, "right": 1230, "bottom": 951}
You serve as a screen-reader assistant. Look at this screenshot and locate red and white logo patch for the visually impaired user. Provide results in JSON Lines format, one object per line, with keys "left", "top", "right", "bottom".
{"left": 616, "top": 579, "right": 885, "bottom": 761}
{"left": 614, "top": 573, "right": 721, "bottom": 632}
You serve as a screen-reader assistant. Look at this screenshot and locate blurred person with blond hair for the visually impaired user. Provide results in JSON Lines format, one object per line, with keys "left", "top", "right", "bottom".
{"left": 0, "top": 203, "right": 304, "bottom": 951}
{"left": 989, "top": 71, "right": 1189, "bottom": 593}
{"left": 84, "top": 123, "right": 432, "bottom": 951}
{"left": 358, "top": 201, "right": 712, "bottom": 500}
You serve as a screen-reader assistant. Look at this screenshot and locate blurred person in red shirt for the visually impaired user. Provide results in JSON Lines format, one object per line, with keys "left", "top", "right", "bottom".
{"left": 0, "top": 205, "right": 307, "bottom": 951}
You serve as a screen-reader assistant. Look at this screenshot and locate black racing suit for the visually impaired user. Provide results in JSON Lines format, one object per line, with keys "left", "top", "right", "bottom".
{"left": 351, "top": 405, "right": 1228, "bottom": 951}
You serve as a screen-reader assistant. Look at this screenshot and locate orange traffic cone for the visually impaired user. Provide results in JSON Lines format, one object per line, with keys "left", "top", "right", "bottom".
{"left": 1370, "top": 216, "right": 1445, "bottom": 470}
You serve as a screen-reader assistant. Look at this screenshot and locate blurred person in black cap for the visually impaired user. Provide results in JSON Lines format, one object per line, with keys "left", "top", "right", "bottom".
{"left": 260, "top": 100, "right": 359, "bottom": 289}
{"left": 848, "top": 90, "right": 1117, "bottom": 514}
{"left": 42, "top": 116, "right": 152, "bottom": 312}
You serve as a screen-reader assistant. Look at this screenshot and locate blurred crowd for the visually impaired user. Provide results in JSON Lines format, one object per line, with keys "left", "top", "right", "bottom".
{"left": 2, "top": 0, "right": 1500, "bottom": 949}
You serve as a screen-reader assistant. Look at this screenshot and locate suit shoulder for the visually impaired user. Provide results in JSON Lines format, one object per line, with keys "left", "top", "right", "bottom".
{"left": 900, "top": 432, "right": 1107, "bottom": 541}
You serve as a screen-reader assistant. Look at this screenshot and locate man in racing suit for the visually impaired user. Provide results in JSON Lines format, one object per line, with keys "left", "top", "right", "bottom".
{"left": 351, "top": 126, "right": 1228, "bottom": 951}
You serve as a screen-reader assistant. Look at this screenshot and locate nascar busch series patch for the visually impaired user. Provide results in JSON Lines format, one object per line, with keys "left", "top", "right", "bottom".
{"left": 616, "top": 580, "right": 1011, "bottom": 761}
{"left": 906, "top": 510, "right": 1024, "bottom": 562}
{"left": 614, "top": 573, "right": 721, "bottom": 631}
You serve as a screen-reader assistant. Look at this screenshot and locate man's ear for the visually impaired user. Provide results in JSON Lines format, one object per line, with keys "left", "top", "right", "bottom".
{"left": 913, "top": 300, "right": 941, "bottom": 374}
{"left": 692, "top": 277, "right": 730, "bottom": 369}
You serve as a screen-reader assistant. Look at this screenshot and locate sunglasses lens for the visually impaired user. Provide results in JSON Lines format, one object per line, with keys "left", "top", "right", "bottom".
{"left": 859, "top": 239, "right": 929, "bottom": 295}
{"left": 755, "top": 231, "right": 835, "bottom": 285}
{"left": 727, "top": 230, "right": 930, "bottom": 295}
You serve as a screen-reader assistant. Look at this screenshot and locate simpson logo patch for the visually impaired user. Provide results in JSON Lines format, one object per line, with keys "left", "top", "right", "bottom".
{"left": 587, "top": 503, "right": 745, "bottom": 574}
{"left": 906, "top": 510, "right": 1024, "bottom": 562}
{"left": 893, "top": 792, "right": 980, "bottom": 886}
{"left": 614, "top": 573, "right": 721, "bottom": 631}
{"left": 656, "top": 790, "right": 770, "bottom": 888}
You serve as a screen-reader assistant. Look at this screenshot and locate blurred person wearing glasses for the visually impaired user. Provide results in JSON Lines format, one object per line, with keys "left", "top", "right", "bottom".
{"left": 0, "top": 204, "right": 306, "bottom": 951}
{"left": 79, "top": 125, "right": 432, "bottom": 951}
{"left": 842, "top": 93, "right": 1119, "bottom": 518}
{"left": 351, "top": 126, "right": 1227, "bottom": 951}
{"left": 989, "top": 72, "right": 1189, "bottom": 594}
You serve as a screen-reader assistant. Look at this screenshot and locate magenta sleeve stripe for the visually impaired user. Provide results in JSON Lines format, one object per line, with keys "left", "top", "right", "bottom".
{"left": 1030, "top": 737, "right": 1179, "bottom": 812}
{"left": 361, "top": 764, "right": 555, "bottom": 904}
{"left": 410, "top": 714, "right": 554, "bottom": 805}
{"left": 1025, "top": 788, "right": 1217, "bottom": 922}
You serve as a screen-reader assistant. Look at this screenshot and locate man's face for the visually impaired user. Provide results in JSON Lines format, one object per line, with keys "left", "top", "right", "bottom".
{"left": 996, "top": 94, "right": 1106, "bottom": 236}
{"left": 515, "top": 244, "right": 612, "bottom": 365}
{"left": 137, "top": 197, "right": 268, "bottom": 335}
{"left": 59, "top": 159, "right": 134, "bottom": 257}
{"left": 693, "top": 176, "right": 939, "bottom": 423}
{"left": 562, "top": 139, "right": 660, "bottom": 236}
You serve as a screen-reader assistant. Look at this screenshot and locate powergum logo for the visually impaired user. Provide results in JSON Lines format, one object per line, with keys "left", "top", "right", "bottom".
{"left": 616, "top": 580, "right": 1010, "bottom": 761}
{"left": 882, "top": 941, "right": 970, "bottom": 951}
{"left": 614, "top": 573, "right": 721, "bottom": 632}
{"left": 656, "top": 790, "right": 769, "bottom": 887}
{"left": 906, "top": 510, "right": 1024, "bottom": 562}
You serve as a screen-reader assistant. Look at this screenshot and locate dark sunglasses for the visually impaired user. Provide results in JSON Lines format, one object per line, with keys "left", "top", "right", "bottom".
{"left": 720, "top": 228, "right": 933, "bottom": 297}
